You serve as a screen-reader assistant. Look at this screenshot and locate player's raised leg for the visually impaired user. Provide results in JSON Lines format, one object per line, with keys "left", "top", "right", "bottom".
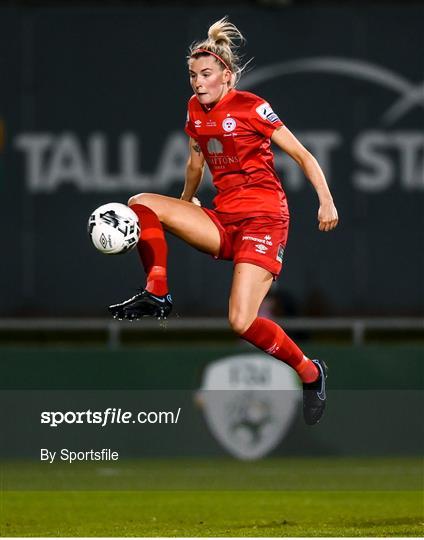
{"left": 229, "top": 262, "right": 328, "bottom": 425}
{"left": 108, "top": 193, "right": 221, "bottom": 320}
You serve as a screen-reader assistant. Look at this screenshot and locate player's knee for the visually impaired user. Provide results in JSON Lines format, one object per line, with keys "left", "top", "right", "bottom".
{"left": 128, "top": 193, "right": 164, "bottom": 218}
{"left": 128, "top": 193, "right": 151, "bottom": 207}
{"left": 228, "top": 311, "right": 251, "bottom": 335}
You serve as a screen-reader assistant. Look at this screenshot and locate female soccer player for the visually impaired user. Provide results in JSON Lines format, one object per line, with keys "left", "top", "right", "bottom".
{"left": 109, "top": 17, "right": 338, "bottom": 424}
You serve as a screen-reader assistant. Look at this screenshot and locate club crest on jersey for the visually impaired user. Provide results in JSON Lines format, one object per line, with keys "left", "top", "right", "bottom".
{"left": 222, "top": 117, "right": 237, "bottom": 132}
{"left": 256, "top": 102, "right": 280, "bottom": 124}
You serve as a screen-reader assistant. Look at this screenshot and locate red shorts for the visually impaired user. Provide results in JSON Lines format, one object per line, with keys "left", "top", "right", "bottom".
{"left": 202, "top": 209, "right": 289, "bottom": 278}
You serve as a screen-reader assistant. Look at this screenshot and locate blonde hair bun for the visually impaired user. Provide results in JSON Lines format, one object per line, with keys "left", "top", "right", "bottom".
{"left": 207, "top": 17, "right": 244, "bottom": 47}
{"left": 189, "top": 16, "right": 249, "bottom": 87}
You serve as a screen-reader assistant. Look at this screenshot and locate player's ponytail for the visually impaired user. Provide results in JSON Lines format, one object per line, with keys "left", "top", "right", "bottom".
{"left": 188, "top": 16, "right": 248, "bottom": 87}
{"left": 207, "top": 17, "right": 242, "bottom": 48}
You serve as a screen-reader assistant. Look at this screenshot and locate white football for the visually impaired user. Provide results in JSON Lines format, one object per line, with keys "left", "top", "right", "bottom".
{"left": 88, "top": 202, "right": 140, "bottom": 255}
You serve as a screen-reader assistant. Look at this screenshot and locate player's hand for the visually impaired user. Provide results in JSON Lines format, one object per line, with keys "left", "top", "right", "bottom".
{"left": 318, "top": 200, "right": 338, "bottom": 231}
{"left": 180, "top": 194, "right": 201, "bottom": 206}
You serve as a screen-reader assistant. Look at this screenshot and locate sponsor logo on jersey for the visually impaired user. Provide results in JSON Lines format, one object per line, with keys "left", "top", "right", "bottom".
{"left": 255, "top": 102, "right": 280, "bottom": 124}
{"left": 206, "top": 119, "right": 217, "bottom": 127}
{"left": 222, "top": 117, "right": 237, "bottom": 132}
{"left": 194, "top": 119, "right": 202, "bottom": 128}
{"left": 206, "top": 138, "right": 239, "bottom": 168}
{"left": 242, "top": 235, "right": 273, "bottom": 246}
{"left": 276, "top": 244, "right": 284, "bottom": 263}
{"left": 207, "top": 138, "right": 224, "bottom": 154}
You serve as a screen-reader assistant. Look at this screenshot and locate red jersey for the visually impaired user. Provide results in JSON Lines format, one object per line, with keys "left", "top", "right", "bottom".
{"left": 185, "top": 89, "right": 288, "bottom": 222}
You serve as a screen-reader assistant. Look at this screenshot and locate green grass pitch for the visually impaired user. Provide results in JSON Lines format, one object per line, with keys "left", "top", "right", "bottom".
{"left": 1, "top": 458, "right": 423, "bottom": 537}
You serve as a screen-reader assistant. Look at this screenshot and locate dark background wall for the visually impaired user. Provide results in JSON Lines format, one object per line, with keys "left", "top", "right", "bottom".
{"left": 1, "top": 4, "right": 423, "bottom": 317}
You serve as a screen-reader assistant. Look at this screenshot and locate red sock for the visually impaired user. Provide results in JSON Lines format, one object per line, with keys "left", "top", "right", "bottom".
{"left": 129, "top": 204, "right": 168, "bottom": 296}
{"left": 241, "top": 317, "right": 319, "bottom": 383}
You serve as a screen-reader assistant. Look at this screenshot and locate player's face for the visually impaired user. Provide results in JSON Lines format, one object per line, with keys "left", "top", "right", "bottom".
{"left": 189, "top": 56, "right": 232, "bottom": 106}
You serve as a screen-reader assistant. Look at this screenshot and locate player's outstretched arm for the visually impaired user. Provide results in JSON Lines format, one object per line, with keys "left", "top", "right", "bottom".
{"left": 271, "top": 126, "right": 339, "bottom": 232}
{"left": 181, "top": 137, "right": 205, "bottom": 205}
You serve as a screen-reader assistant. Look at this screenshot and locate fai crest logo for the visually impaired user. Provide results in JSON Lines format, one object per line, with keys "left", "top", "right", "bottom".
{"left": 197, "top": 354, "right": 300, "bottom": 460}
